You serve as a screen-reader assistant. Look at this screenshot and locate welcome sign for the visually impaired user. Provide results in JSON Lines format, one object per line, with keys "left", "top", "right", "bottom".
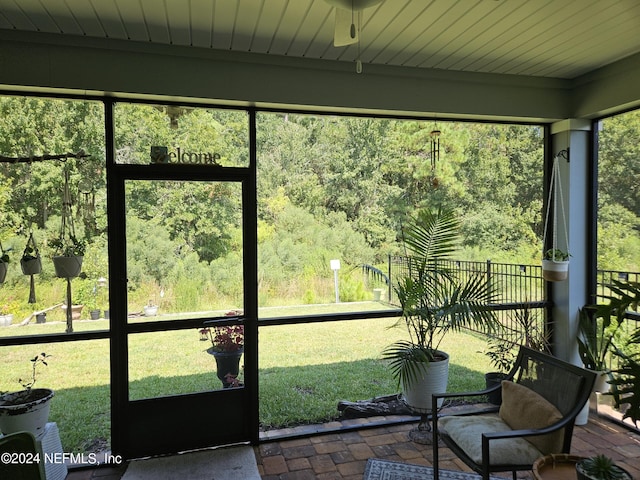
{"left": 150, "top": 146, "right": 222, "bottom": 166}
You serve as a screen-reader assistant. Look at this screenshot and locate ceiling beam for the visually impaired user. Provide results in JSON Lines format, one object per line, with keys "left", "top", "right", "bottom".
{"left": 0, "top": 29, "right": 636, "bottom": 122}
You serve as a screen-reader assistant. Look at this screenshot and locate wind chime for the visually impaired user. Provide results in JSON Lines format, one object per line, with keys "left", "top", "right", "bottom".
{"left": 61, "top": 165, "right": 77, "bottom": 333}
{"left": 429, "top": 127, "right": 441, "bottom": 188}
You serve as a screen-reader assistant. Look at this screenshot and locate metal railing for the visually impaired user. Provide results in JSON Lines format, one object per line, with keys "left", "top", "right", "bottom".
{"left": 388, "top": 257, "right": 545, "bottom": 305}
{"left": 386, "top": 259, "right": 640, "bottom": 347}
{"left": 387, "top": 256, "right": 549, "bottom": 344}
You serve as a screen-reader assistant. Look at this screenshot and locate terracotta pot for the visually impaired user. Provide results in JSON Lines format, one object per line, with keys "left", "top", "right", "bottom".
{"left": 61, "top": 304, "right": 84, "bottom": 320}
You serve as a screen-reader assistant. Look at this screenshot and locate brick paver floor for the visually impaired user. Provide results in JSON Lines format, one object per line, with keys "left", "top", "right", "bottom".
{"left": 66, "top": 409, "right": 640, "bottom": 480}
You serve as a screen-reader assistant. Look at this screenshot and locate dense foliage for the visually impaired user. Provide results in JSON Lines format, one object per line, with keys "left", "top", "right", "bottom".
{"left": 0, "top": 97, "right": 639, "bottom": 320}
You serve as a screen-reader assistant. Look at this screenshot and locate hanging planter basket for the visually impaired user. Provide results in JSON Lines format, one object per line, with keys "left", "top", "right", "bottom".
{"left": 53, "top": 255, "right": 84, "bottom": 278}
{"left": 21, "top": 232, "right": 42, "bottom": 276}
{"left": 20, "top": 256, "right": 42, "bottom": 275}
{"left": 0, "top": 261, "right": 7, "bottom": 284}
{"left": 542, "top": 259, "right": 569, "bottom": 281}
{"left": 541, "top": 153, "right": 570, "bottom": 282}
{"left": 0, "top": 241, "right": 9, "bottom": 283}
{"left": 51, "top": 165, "right": 86, "bottom": 280}
{"left": 52, "top": 163, "right": 87, "bottom": 333}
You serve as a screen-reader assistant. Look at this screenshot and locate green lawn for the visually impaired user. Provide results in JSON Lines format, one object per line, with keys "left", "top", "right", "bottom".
{"left": 0, "top": 305, "right": 493, "bottom": 453}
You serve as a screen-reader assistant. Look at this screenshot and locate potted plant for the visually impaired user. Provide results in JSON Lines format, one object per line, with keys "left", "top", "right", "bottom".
{"left": 542, "top": 248, "right": 570, "bottom": 281}
{"left": 199, "top": 318, "right": 244, "bottom": 388}
{"left": 515, "top": 304, "right": 552, "bottom": 354}
{"left": 0, "top": 300, "right": 16, "bottom": 327}
{"left": 576, "top": 454, "right": 632, "bottom": 480}
{"left": 0, "top": 241, "right": 10, "bottom": 283}
{"left": 51, "top": 165, "right": 86, "bottom": 279}
{"left": 382, "top": 207, "right": 499, "bottom": 412}
{"left": 143, "top": 300, "right": 159, "bottom": 317}
{"left": 483, "top": 337, "right": 516, "bottom": 405}
{"left": 541, "top": 153, "right": 570, "bottom": 282}
{"left": 0, "top": 353, "right": 54, "bottom": 439}
{"left": 20, "top": 233, "right": 42, "bottom": 276}
{"left": 609, "top": 334, "right": 640, "bottom": 427}
{"left": 577, "top": 305, "right": 622, "bottom": 392}
{"left": 50, "top": 235, "right": 86, "bottom": 278}
{"left": 61, "top": 302, "right": 84, "bottom": 320}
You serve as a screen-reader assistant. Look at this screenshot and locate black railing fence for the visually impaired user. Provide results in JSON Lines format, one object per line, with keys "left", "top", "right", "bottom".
{"left": 387, "top": 256, "right": 548, "bottom": 345}
{"left": 386, "top": 259, "right": 640, "bottom": 348}
{"left": 388, "top": 257, "right": 545, "bottom": 305}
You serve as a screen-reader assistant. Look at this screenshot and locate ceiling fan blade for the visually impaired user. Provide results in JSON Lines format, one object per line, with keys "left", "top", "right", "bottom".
{"left": 334, "top": 8, "right": 359, "bottom": 47}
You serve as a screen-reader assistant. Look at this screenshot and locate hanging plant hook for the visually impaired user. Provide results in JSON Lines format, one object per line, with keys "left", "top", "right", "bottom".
{"left": 556, "top": 148, "right": 570, "bottom": 162}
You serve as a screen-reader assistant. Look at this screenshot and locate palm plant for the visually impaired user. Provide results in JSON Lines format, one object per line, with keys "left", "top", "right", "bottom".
{"left": 383, "top": 207, "right": 499, "bottom": 390}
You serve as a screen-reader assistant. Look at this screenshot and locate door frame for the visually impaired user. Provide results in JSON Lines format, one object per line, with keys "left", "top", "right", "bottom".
{"left": 105, "top": 102, "right": 259, "bottom": 458}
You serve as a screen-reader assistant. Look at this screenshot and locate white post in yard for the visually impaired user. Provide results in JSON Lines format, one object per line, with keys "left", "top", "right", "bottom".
{"left": 330, "top": 259, "right": 341, "bottom": 303}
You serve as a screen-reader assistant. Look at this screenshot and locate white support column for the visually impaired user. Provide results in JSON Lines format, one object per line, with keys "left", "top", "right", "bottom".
{"left": 549, "top": 119, "right": 592, "bottom": 365}
{"left": 549, "top": 119, "right": 593, "bottom": 424}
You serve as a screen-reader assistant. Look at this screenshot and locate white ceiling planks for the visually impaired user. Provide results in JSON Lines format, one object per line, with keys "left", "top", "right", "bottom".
{"left": 0, "top": 0, "right": 638, "bottom": 80}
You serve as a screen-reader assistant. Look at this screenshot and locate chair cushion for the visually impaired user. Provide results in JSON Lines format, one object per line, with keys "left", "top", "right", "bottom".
{"left": 499, "top": 380, "right": 564, "bottom": 454}
{"left": 439, "top": 414, "right": 543, "bottom": 465}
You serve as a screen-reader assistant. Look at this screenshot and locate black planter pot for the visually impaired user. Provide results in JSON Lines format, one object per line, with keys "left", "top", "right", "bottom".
{"left": 207, "top": 348, "right": 243, "bottom": 388}
{"left": 485, "top": 372, "right": 508, "bottom": 405}
{"left": 52, "top": 255, "right": 83, "bottom": 278}
{"left": 21, "top": 256, "right": 42, "bottom": 275}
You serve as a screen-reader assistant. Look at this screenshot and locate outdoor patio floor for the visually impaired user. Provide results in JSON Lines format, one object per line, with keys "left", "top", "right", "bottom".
{"left": 65, "top": 406, "right": 640, "bottom": 480}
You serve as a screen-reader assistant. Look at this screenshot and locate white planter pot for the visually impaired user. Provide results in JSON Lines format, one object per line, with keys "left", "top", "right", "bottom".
{"left": 52, "top": 255, "right": 83, "bottom": 278}
{"left": 592, "top": 370, "right": 611, "bottom": 393}
{"left": 542, "top": 259, "right": 569, "bottom": 281}
{"left": 0, "top": 388, "right": 54, "bottom": 439}
{"left": 402, "top": 351, "right": 450, "bottom": 413}
{"left": 144, "top": 305, "right": 158, "bottom": 316}
{"left": 0, "top": 314, "right": 13, "bottom": 327}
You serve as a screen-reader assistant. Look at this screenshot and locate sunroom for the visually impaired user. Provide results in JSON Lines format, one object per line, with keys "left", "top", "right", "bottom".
{"left": 1, "top": 1, "right": 640, "bottom": 477}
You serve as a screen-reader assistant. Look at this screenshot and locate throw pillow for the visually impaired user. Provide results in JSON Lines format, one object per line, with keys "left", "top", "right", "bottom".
{"left": 499, "top": 380, "right": 564, "bottom": 454}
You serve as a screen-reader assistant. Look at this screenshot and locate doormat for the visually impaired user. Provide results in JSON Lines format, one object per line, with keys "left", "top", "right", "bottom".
{"left": 364, "top": 458, "right": 502, "bottom": 480}
{"left": 121, "top": 445, "right": 261, "bottom": 480}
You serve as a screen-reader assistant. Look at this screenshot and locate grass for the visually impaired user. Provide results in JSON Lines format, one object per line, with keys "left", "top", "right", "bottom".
{"left": 0, "top": 303, "right": 493, "bottom": 453}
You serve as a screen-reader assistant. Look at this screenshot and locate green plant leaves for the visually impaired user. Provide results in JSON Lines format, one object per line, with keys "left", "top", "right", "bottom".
{"left": 385, "top": 207, "right": 499, "bottom": 389}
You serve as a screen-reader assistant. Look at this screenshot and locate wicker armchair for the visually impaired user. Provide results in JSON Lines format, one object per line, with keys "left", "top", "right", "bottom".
{"left": 432, "top": 346, "right": 596, "bottom": 480}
